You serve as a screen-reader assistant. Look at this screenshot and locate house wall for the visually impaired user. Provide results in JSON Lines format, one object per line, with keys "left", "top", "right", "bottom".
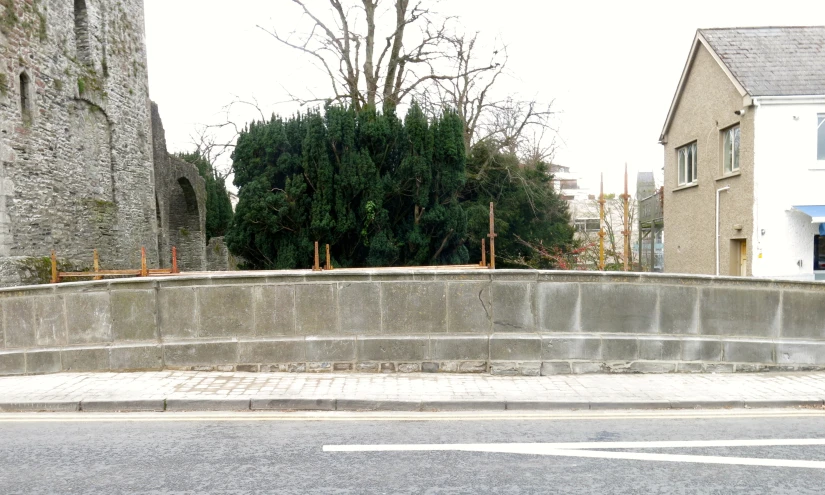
{"left": 752, "top": 99, "right": 825, "bottom": 279}
{"left": 662, "top": 44, "right": 754, "bottom": 275}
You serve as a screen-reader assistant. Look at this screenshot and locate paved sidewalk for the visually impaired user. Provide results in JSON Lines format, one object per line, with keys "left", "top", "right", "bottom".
{"left": 2, "top": 371, "right": 825, "bottom": 412}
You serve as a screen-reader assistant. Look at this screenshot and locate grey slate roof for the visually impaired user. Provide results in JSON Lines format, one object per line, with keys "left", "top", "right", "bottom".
{"left": 699, "top": 27, "right": 825, "bottom": 96}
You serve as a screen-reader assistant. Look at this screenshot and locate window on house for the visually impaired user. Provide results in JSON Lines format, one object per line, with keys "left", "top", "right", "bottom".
{"left": 677, "top": 142, "right": 697, "bottom": 186}
{"left": 818, "top": 114, "right": 825, "bottom": 161}
{"left": 723, "top": 125, "right": 740, "bottom": 173}
{"left": 74, "top": 0, "right": 91, "bottom": 64}
{"left": 19, "top": 72, "right": 31, "bottom": 122}
{"left": 575, "top": 218, "right": 601, "bottom": 232}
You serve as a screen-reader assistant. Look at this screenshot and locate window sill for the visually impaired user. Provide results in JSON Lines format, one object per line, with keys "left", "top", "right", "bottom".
{"left": 673, "top": 183, "right": 698, "bottom": 192}
{"left": 716, "top": 171, "right": 741, "bottom": 181}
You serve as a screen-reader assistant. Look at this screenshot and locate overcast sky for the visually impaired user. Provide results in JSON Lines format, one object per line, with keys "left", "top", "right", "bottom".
{"left": 144, "top": 0, "right": 825, "bottom": 194}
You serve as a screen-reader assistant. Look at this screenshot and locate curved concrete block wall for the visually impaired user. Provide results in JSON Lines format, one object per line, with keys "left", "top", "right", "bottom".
{"left": 1, "top": 270, "right": 825, "bottom": 376}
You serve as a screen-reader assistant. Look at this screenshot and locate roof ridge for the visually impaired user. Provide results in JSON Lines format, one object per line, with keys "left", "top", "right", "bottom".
{"left": 699, "top": 26, "right": 825, "bottom": 31}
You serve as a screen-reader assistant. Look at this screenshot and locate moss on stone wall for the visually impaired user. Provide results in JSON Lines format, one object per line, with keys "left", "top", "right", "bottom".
{"left": 0, "top": 72, "right": 8, "bottom": 96}
{"left": 0, "top": 0, "right": 19, "bottom": 36}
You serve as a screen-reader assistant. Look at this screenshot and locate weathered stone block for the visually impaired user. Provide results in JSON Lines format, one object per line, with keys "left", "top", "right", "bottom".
{"left": 238, "top": 339, "right": 305, "bottom": 364}
{"left": 3, "top": 298, "right": 35, "bottom": 348}
{"left": 398, "top": 363, "right": 421, "bottom": 373}
{"left": 25, "top": 350, "right": 62, "bottom": 374}
{"left": 421, "top": 362, "right": 439, "bottom": 373}
{"left": 358, "top": 362, "right": 381, "bottom": 372}
{"left": 638, "top": 337, "right": 681, "bottom": 361}
{"left": 338, "top": 283, "right": 381, "bottom": 334}
{"left": 678, "top": 362, "right": 705, "bottom": 373}
{"left": 198, "top": 286, "right": 254, "bottom": 338}
{"left": 295, "top": 284, "right": 338, "bottom": 335}
{"left": 536, "top": 283, "right": 579, "bottom": 332}
{"left": 459, "top": 361, "right": 487, "bottom": 373}
{"left": 704, "top": 363, "right": 735, "bottom": 373}
{"left": 0, "top": 352, "right": 26, "bottom": 375}
{"left": 491, "top": 282, "right": 535, "bottom": 332}
{"left": 542, "top": 336, "right": 601, "bottom": 360}
{"left": 658, "top": 286, "right": 699, "bottom": 334}
{"left": 308, "top": 362, "right": 333, "bottom": 372}
{"left": 382, "top": 283, "right": 447, "bottom": 334}
{"left": 158, "top": 288, "right": 198, "bottom": 340}
{"left": 520, "top": 362, "right": 542, "bottom": 376}
{"left": 601, "top": 337, "right": 640, "bottom": 361}
{"left": 66, "top": 293, "right": 112, "bottom": 345}
{"left": 489, "top": 334, "right": 541, "bottom": 361}
{"left": 681, "top": 338, "right": 722, "bottom": 361}
{"left": 776, "top": 342, "right": 825, "bottom": 365}
{"left": 629, "top": 362, "right": 677, "bottom": 373}
{"left": 163, "top": 342, "right": 238, "bottom": 367}
{"left": 780, "top": 290, "right": 825, "bottom": 339}
{"left": 109, "top": 345, "right": 163, "bottom": 371}
{"left": 61, "top": 348, "right": 109, "bottom": 372}
{"left": 571, "top": 362, "right": 604, "bottom": 374}
{"left": 723, "top": 340, "right": 774, "bottom": 363}
{"left": 446, "top": 282, "right": 492, "bottom": 333}
{"left": 540, "top": 361, "right": 572, "bottom": 375}
{"left": 430, "top": 335, "right": 488, "bottom": 360}
{"left": 579, "top": 283, "right": 658, "bottom": 333}
{"left": 305, "top": 336, "right": 356, "bottom": 362}
{"left": 489, "top": 362, "right": 520, "bottom": 376}
{"left": 438, "top": 361, "right": 459, "bottom": 372}
{"left": 254, "top": 285, "right": 295, "bottom": 336}
{"left": 111, "top": 290, "right": 157, "bottom": 342}
{"left": 700, "top": 287, "right": 779, "bottom": 337}
{"left": 357, "top": 336, "right": 429, "bottom": 361}
{"left": 33, "top": 296, "right": 67, "bottom": 347}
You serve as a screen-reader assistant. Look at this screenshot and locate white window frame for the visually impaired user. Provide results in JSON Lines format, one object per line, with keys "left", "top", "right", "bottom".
{"left": 818, "top": 114, "right": 825, "bottom": 161}
{"left": 677, "top": 142, "right": 697, "bottom": 186}
{"left": 723, "top": 125, "right": 740, "bottom": 174}
{"left": 575, "top": 218, "right": 601, "bottom": 233}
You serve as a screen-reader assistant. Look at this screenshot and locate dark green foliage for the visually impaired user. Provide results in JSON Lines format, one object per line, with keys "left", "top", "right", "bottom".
{"left": 177, "top": 152, "right": 234, "bottom": 241}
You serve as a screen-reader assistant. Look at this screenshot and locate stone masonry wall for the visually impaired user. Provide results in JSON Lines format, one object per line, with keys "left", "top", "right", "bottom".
{"left": 0, "top": 0, "right": 158, "bottom": 285}
{"left": 2, "top": 269, "right": 825, "bottom": 377}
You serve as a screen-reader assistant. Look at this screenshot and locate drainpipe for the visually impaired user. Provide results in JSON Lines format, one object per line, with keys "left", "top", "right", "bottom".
{"left": 716, "top": 186, "right": 731, "bottom": 276}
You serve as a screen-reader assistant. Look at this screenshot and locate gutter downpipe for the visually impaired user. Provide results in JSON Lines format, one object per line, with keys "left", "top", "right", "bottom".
{"left": 716, "top": 185, "right": 731, "bottom": 276}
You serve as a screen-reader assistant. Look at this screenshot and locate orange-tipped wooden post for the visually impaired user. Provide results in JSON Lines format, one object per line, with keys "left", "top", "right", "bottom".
{"left": 488, "top": 202, "right": 497, "bottom": 270}
{"left": 313, "top": 242, "right": 321, "bottom": 271}
{"left": 93, "top": 249, "right": 102, "bottom": 280}
{"left": 171, "top": 246, "right": 179, "bottom": 274}
{"left": 140, "top": 247, "right": 148, "bottom": 277}
{"left": 50, "top": 251, "right": 59, "bottom": 284}
{"left": 481, "top": 239, "right": 487, "bottom": 268}
{"left": 325, "top": 244, "right": 332, "bottom": 270}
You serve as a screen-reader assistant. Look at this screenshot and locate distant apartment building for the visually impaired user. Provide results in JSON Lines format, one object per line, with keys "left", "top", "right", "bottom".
{"left": 660, "top": 27, "right": 825, "bottom": 279}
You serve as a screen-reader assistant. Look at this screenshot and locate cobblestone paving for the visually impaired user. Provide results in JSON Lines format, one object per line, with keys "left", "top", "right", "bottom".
{"left": 2, "top": 372, "right": 825, "bottom": 403}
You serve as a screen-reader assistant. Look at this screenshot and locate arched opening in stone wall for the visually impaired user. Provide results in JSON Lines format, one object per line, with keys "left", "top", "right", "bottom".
{"left": 168, "top": 177, "right": 204, "bottom": 270}
{"left": 19, "top": 72, "right": 31, "bottom": 122}
{"left": 74, "top": 0, "right": 91, "bottom": 64}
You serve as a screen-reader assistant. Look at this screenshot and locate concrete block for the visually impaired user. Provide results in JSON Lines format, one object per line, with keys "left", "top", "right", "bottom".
{"left": 382, "top": 282, "right": 447, "bottom": 334}
{"left": 629, "top": 362, "right": 677, "bottom": 373}
{"left": 305, "top": 336, "right": 356, "bottom": 362}
{"left": 198, "top": 286, "right": 255, "bottom": 338}
{"left": 657, "top": 286, "right": 699, "bottom": 334}
{"left": 163, "top": 342, "right": 238, "bottom": 367}
{"left": 490, "top": 334, "right": 541, "bottom": 361}
{"left": 638, "top": 338, "right": 681, "bottom": 361}
{"left": 109, "top": 345, "right": 163, "bottom": 370}
{"left": 338, "top": 283, "right": 381, "bottom": 334}
{"left": 295, "top": 284, "right": 338, "bottom": 335}
{"left": 491, "top": 282, "right": 535, "bottom": 332}
{"left": 166, "top": 399, "right": 250, "bottom": 411}
{"left": 421, "top": 400, "right": 505, "bottom": 411}
{"left": 590, "top": 400, "right": 671, "bottom": 410}
{"left": 238, "top": 339, "right": 305, "bottom": 363}
{"left": 430, "top": 335, "right": 488, "bottom": 360}
{"left": 670, "top": 400, "right": 745, "bottom": 409}
{"left": 446, "top": 282, "right": 492, "bottom": 333}
{"left": 536, "top": 283, "right": 579, "bottom": 332}
{"left": 579, "top": 283, "right": 657, "bottom": 333}
{"left": 3, "top": 298, "right": 35, "bottom": 348}
{"left": 357, "top": 336, "right": 429, "bottom": 361}
{"left": 81, "top": 400, "right": 165, "bottom": 412}
{"left": 158, "top": 288, "right": 199, "bottom": 340}
{"left": 507, "top": 400, "right": 589, "bottom": 410}
{"left": 601, "top": 337, "right": 639, "bottom": 361}
{"left": 542, "top": 336, "right": 601, "bottom": 360}
{"left": 25, "top": 350, "right": 62, "bottom": 374}
{"left": 776, "top": 342, "right": 825, "bottom": 365}
{"left": 0, "top": 352, "right": 26, "bottom": 375}
{"left": 65, "top": 292, "right": 112, "bottom": 345}
{"left": 780, "top": 290, "right": 825, "bottom": 339}
{"left": 111, "top": 290, "right": 158, "bottom": 342}
{"left": 540, "top": 361, "right": 572, "bottom": 375}
{"left": 700, "top": 287, "right": 779, "bottom": 337}
{"left": 33, "top": 296, "right": 67, "bottom": 347}
{"left": 61, "top": 348, "right": 109, "bottom": 372}
{"left": 681, "top": 338, "right": 722, "bottom": 362}
{"left": 0, "top": 402, "right": 80, "bottom": 412}
{"left": 336, "top": 399, "right": 421, "bottom": 412}
{"left": 251, "top": 398, "right": 336, "bottom": 411}
{"left": 723, "top": 340, "right": 774, "bottom": 363}
{"left": 254, "top": 285, "right": 295, "bottom": 336}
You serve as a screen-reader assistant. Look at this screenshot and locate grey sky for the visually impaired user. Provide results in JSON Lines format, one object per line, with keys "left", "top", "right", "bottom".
{"left": 144, "top": 0, "right": 825, "bottom": 194}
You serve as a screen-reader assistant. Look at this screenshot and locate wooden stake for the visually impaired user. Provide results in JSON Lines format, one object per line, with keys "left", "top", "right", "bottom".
{"left": 171, "top": 246, "right": 179, "bottom": 274}
{"left": 140, "top": 247, "right": 148, "bottom": 277}
{"left": 488, "top": 202, "right": 497, "bottom": 270}
{"left": 325, "top": 244, "right": 332, "bottom": 270}
{"left": 93, "top": 249, "right": 102, "bottom": 280}
{"left": 481, "top": 238, "right": 487, "bottom": 268}
{"left": 313, "top": 242, "right": 321, "bottom": 271}
{"left": 50, "top": 251, "right": 59, "bottom": 284}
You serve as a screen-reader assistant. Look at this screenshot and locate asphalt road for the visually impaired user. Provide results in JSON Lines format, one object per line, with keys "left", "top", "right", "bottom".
{"left": 2, "top": 410, "right": 825, "bottom": 494}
